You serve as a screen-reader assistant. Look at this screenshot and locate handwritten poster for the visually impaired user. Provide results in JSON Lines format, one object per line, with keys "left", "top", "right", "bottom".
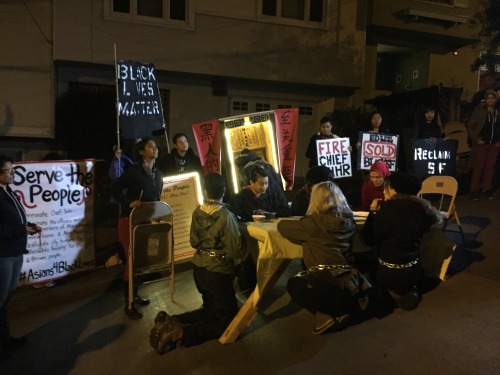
{"left": 316, "top": 137, "right": 352, "bottom": 178}
{"left": 357, "top": 132, "right": 399, "bottom": 171}
{"left": 13, "top": 160, "right": 95, "bottom": 285}
{"left": 161, "top": 172, "right": 203, "bottom": 261}
{"left": 413, "top": 139, "right": 458, "bottom": 180}
{"left": 116, "top": 60, "right": 165, "bottom": 139}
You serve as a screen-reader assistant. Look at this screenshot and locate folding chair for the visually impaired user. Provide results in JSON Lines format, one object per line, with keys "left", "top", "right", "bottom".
{"left": 418, "top": 175, "right": 467, "bottom": 247}
{"left": 127, "top": 202, "right": 174, "bottom": 311}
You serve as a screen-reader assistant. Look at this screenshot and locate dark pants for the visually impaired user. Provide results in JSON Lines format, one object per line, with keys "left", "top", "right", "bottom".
{"left": 174, "top": 265, "right": 237, "bottom": 347}
{"left": 376, "top": 262, "right": 423, "bottom": 295}
{"left": 471, "top": 143, "right": 500, "bottom": 193}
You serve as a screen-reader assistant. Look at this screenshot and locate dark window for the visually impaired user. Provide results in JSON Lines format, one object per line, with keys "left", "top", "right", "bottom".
{"left": 299, "top": 106, "right": 313, "bottom": 115}
{"left": 113, "top": 0, "right": 130, "bottom": 13}
{"left": 170, "top": 0, "right": 186, "bottom": 20}
{"left": 282, "top": 0, "right": 304, "bottom": 20}
{"left": 309, "top": 0, "right": 323, "bottom": 22}
{"left": 233, "top": 101, "right": 249, "bottom": 111}
{"left": 137, "top": 0, "right": 163, "bottom": 18}
{"left": 278, "top": 104, "right": 293, "bottom": 108}
{"left": 256, "top": 103, "right": 271, "bottom": 111}
{"left": 262, "top": 0, "right": 277, "bottom": 16}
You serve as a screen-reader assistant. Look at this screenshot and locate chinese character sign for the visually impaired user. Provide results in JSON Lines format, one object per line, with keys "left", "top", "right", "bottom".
{"left": 192, "top": 119, "right": 220, "bottom": 175}
{"left": 357, "top": 132, "right": 399, "bottom": 171}
{"left": 274, "top": 108, "right": 298, "bottom": 190}
{"left": 413, "top": 139, "right": 458, "bottom": 180}
{"left": 316, "top": 138, "right": 352, "bottom": 178}
{"left": 116, "top": 60, "right": 165, "bottom": 139}
{"left": 13, "top": 160, "right": 95, "bottom": 285}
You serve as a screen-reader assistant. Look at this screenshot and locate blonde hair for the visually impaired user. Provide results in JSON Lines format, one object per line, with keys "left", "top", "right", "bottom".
{"left": 306, "top": 181, "right": 352, "bottom": 216}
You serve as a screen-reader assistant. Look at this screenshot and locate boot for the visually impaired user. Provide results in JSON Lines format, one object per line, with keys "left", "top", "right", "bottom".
{"left": 133, "top": 285, "right": 150, "bottom": 306}
{"left": 150, "top": 312, "right": 183, "bottom": 355}
{"left": 312, "top": 312, "right": 350, "bottom": 335}
{"left": 123, "top": 282, "right": 142, "bottom": 320}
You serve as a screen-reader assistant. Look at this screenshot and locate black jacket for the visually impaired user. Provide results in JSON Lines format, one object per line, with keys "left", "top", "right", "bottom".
{"left": 157, "top": 148, "right": 202, "bottom": 176}
{"left": 111, "top": 163, "right": 163, "bottom": 218}
{"left": 0, "top": 185, "right": 28, "bottom": 257}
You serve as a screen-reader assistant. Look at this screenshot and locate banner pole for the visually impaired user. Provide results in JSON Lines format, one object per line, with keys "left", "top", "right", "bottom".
{"left": 113, "top": 43, "right": 122, "bottom": 175}
{"left": 156, "top": 81, "right": 170, "bottom": 154}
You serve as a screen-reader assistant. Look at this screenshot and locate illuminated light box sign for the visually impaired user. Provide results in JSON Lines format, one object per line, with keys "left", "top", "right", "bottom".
{"left": 315, "top": 137, "right": 352, "bottom": 178}
{"left": 357, "top": 132, "right": 399, "bottom": 171}
{"left": 13, "top": 160, "right": 95, "bottom": 285}
{"left": 161, "top": 172, "right": 203, "bottom": 261}
{"left": 413, "top": 139, "right": 458, "bottom": 180}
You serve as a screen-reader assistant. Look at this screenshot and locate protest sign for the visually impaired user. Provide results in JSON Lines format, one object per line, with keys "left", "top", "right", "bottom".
{"left": 161, "top": 172, "right": 203, "bottom": 261}
{"left": 316, "top": 137, "right": 352, "bottom": 178}
{"left": 413, "top": 139, "right": 458, "bottom": 180}
{"left": 192, "top": 119, "right": 221, "bottom": 175}
{"left": 13, "top": 160, "right": 95, "bottom": 285}
{"left": 274, "top": 108, "right": 298, "bottom": 190}
{"left": 357, "top": 132, "right": 399, "bottom": 171}
{"left": 116, "top": 60, "right": 165, "bottom": 139}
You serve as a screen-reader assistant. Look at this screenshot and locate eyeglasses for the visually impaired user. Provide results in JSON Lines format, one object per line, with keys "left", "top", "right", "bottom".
{"left": 0, "top": 168, "right": 14, "bottom": 175}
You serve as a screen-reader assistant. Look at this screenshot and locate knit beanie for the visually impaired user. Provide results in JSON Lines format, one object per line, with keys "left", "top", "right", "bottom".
{"left": 369, "top": 161, "right": 390, "bottom": 178}
{"left": 484, "top": 89, "right": 499, "bottom": 100}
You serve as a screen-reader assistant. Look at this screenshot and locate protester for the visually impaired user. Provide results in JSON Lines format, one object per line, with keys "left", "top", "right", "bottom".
{"left": 111, "top": 138, "right": 163, "bottom": 319}
{"left": 355, "top": 111, "right": 388, "bottom": 149}
{"left": 157, "top": 133, "right": 202, "bottom": 176}
{"left": 471, "top": 71, "right": 499, "bottom": 109}
{"left": 230, "top": 165, "right": 291, "bottom": 221}
{"left": 466, "top": 90, "right": 500, "bottom": 201}
{"left": 291, "top": 165, "right": 334, "bottom": 216}
{"left": 0, "top": 155, "right": 41, "bottom": 362}
{"left": 306, "top": 116, "right": 339, "bottom": 168}
{"left": 413, "top": 105, "right": 444, "bottom": 141}
{"left": 108, "top": 146, "right": 134, "bottom": 181}
{"left": 362, "top": 172, "right": 441, "bottom": 310}
{"left": 278, "top": 181, "right": 391, "bottom": 335}
{"left": 359, "top": 161, "right": 391, "bottom": 212}
{"left": 149, "top": 173, "right": 245, "bottom": 354}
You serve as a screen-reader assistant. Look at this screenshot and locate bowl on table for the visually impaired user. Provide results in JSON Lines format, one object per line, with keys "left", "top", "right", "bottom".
{"left": 252, "top": 214, "right": 266, "bottom": 222}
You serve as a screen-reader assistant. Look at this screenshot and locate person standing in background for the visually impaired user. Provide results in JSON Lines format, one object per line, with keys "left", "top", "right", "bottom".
{"left": 157, "top": 133, "right": 202, "bottom": 176}
{"left": 111, "top": 138, "right": 163, "bottom": 319}
{"left": 306, "top": 116, "right": 339, "bottom": 168}
{"left": 0, "top": 155, "right": 41, "bottom": 362}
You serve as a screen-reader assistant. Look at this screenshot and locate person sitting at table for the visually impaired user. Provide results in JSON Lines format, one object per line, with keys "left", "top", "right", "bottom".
{"left": 149, "top": 173, "right": 246, "bottom": 354}
{"left": 359, "top": 160, "right": 391, "bottom": 212}
{"left": 230, "top": 165, "right": 291, "bottom": 221}
{"left": 277, "top": 181, "right": 392, "bottom": 335}
{"left": 362, "top": 172, "right": 442, "bottom": 310}
{"left": 291, "top": 165, "right": 334, "bottom": 216}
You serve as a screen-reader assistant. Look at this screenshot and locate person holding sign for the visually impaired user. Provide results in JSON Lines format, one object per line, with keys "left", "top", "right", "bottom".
{"left": 158, "top": 133, "right": 202, "bottom": 177}
{"left": 111, "top": 138, "right": 163, "bottom": 320}
{"left": 413, "top": 105, "right": 444, "bottom": 141}
{"left": 359, "top": 161, "right": 391, "bottom": 212}
{"left": 149, "top": 173, "right": 245, "bottom": 354}
{"left": 355, "top": 111, "right": 388, "bottom": 149}
{"left": 306, "top": 116, "right": 339, "bottom": 168}
{"left": 0, "top": 155, "right": 41, "bottom": 362}
{"left": 466, "top": 90, "right": 500, "bottom": 201}
{"left": 362, "top": 172, "right": 441, "bottom": 310}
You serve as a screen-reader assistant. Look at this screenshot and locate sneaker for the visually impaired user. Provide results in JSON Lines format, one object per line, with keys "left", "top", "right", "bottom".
{"left": 484, "top": 190, "right": 495, "bottom": 200}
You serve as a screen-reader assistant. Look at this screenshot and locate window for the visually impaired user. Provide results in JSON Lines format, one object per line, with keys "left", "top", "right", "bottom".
{"left": 261, "top": 0, "right": 324, "bottom": 23}
{"left": 299, "top": 106, "right": 313, "bottom": 115}
{"left": 233, "top": 101, "right": 249, "bottom": 111}
{"left": 256, "top": 103, "right": 271, "bottom": 112}
{"left": 107, "top": 0, "right": 190, "bottom": 27}
{"left": 277, "top": 104, "right": 292, "bottom": 108}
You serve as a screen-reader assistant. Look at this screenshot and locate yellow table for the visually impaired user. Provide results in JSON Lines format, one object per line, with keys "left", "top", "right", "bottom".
{"left": 219, "top": 218, "right": 301, "bottom": 344}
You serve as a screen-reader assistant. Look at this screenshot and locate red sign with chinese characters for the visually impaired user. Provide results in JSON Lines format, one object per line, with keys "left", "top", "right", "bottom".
{"left": 274, "top": 108, "right": 298, "bottom": 190}
{"left": 192, "top": 119, "right": 221, "bottom": 175}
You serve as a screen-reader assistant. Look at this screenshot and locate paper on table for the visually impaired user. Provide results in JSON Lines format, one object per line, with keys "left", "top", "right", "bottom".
{"left": 353, "top": 211, "right": 369, "bottom": 217}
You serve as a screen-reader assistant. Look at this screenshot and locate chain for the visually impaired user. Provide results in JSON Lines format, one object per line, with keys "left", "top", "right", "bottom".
{"left": 378, "top": 257, "right": 419, "bottom": 269}
{"left": 296, "top": 264, "right": 352, "bottom": 277}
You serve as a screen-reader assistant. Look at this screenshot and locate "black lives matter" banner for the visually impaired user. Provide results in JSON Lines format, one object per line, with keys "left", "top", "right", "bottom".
{"left": 116, "top": 60, "right": 165, "bottom": 140}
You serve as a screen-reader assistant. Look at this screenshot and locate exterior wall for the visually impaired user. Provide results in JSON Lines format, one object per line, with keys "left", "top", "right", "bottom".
{"left": 0, "top": 1, "right": 54, "bottom": 139}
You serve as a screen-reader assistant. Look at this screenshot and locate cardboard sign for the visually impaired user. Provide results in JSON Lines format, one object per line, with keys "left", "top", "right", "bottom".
{"left": 315, "top": 137, "right": 352, "bottom": 178}
{"left": 413, "top": 139, "right": 458, "bottom": 180}
{"left": 161, "top": 172, "right": 203, "bottom": 261}
{"left": 116, "top": 60, "right": 165, "bottom": 139}
{"left": 357, "top": 132, "right": 399, "bottom": 171}
{"left": 13, "top": 160, "right": 95, "bottom": 285}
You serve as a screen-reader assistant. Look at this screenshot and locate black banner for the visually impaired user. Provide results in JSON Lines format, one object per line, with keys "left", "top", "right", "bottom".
{"left": 116, "top": 60, "right": 164, "bottom": 139}
{"left": 413, "top": 139, "right": 458, "bottom": 180}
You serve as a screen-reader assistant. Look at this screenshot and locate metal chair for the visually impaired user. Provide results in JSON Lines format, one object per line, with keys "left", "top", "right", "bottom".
{"left": 127, "top": 202, "right": 174, "bottom": 311}
{"left": 418, "top": 175, "right": 466, "bottom": 247}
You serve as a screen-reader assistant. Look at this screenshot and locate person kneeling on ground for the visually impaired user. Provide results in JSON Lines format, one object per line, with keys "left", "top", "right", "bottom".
{"left": 362, "top": 172, "right": 442, "bottom": 310}
{"left": 150, "top": 173, "right": 246, "bottom": 354}
{"left": 278, "top": 181, "right": 393, "bottom": 335}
